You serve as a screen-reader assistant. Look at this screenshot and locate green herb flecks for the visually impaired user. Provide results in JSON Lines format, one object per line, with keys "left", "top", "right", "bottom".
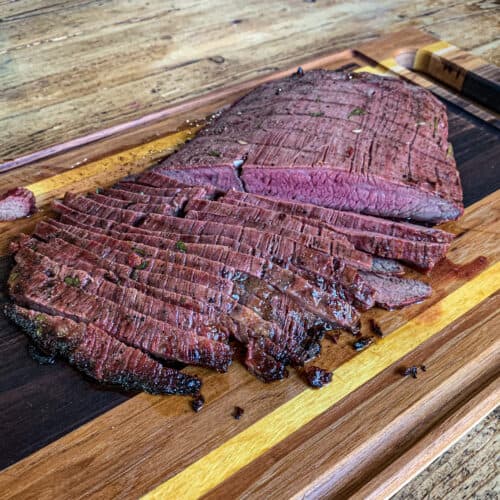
{"left": 135, "top": 260, "right": 149, "bottom": 270}
{"left": 64, "top": 276, "right": 80, "bottom": 287}
{"left": 447, "top": 144, "right": 454, "bottom": 158}
{"left": 132, "top": 247, "right": 146, "bottom": 257}
{"left": 8, "top": 271, "right": 19, "bottom": 282}
{"left": 348, "top": 107, "right": 366, "bottom": 119}
{"left": 176, "top": 241, "right": 187, "bottom": 253}
{"left": 208, "top": 150, "right": 221, "bottom": 158}
{"left": 309, "top": 111, "right": 324, "bottom": 118}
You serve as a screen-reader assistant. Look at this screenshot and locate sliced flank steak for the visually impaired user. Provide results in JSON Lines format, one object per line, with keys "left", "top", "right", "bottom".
{"left": 4, "top": 304, "right": 201, "bottom": 395}
{"left": 156, "top": 70, "right": 463, "bottom": 223}
{"left": 221, "top": 190, "right": 453, "bottom": 271}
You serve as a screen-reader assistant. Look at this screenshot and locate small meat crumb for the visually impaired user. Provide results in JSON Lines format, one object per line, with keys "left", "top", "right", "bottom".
{"left": 353, "top": 336, "right": 374, "bottom": 351}
{"left": 191, "top": 394, "right": 205, "bottom": 412}
{"left": 232, "top": 406, "right": 244, "bottom": 420}
{"left": 401, "top": 365, "right": 427, "bottom": 378}
{"left": 369, "top": 319, "right": 384, "bottom": 337}
{"left": 303, "top": 366, "right": 333, "bottom": 388}
{"left": 402, "top": 366, "right": 418, "bottom": 379}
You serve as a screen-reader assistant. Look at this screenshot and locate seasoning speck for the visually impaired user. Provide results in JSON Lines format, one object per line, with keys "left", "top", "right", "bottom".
{"left": 293, "top": 66, "right": 305, "bottom": 77}
{"left": 420, "top": 365, "right": 427, "bottom": 372}
{"left": 132, "top": 247, "right": 146, "bottom": 257}
{"left": 208, "top": 150, "right": 221, "bottom": 157}
{"left": 176, "top": 241, "right": 187, "bottom": 253}
{"left": 191, "top": 394, "right": 205, "bottom": 412}
{"left": 135, "top": 260, "right": 149, "bottom": 270}
{"left": 353, "top": 336, "right": 374, "bottom": 351}
{"left": 303, "top": 366, "right": 333, "bottom": 388}
{"left": 348, "top": 107, "right": 366, "bottom": 118}
{"left": 64, "top": 276, "right": 80, "bottom": 287}
{"left": 233, "top": 406, "right": 244, "bottom": 419}
{"left": 309, "top": 111, "right": 324, "bottom": 117}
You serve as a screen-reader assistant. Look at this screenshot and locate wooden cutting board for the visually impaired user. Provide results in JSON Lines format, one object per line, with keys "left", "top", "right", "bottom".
{"left": 0, "top": 28, "right": 499, "bottom": 499}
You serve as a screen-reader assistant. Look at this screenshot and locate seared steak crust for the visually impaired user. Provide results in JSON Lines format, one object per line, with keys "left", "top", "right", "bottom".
{"left": 4, "top": 304, "right": 201, "bottom": 395}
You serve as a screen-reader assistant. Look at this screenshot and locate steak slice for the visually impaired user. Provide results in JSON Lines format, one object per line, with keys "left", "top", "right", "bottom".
{"left": 0, "top": 187, "right": 36, "bottom": 221}
{"left": 62, "top": 193, "right": 145, "bottom": 225}
{"left": 14, "top": 246, "right": 230, "bottom": 342}
{"left": 87, "top": 192, "right": 174, "bottom": 215}
{"left": 358, "top": 271, "right": 432, "bottom": 309}
{"left": 35, "top": 218, "right": 359, "bottom": 331}
{"left": 222, "top": 190, "right": 453, "bottom": 271}
{"left": 156, "top": 70, "right": 463, "bottom": 222}
{"left": 114, "top": 182, "right": 213, "bottom": 199}
{"left": 4, "top": 304, "right": 201, "bottom": 395}
{"left": 184, "top": 198, "right": 379, "bottom": 270}
{"left": 25, "top": 225, "right": 319, "bottom": 365}
{"left": 8, "top": 259, "right": 233, "bottom": 372}
{"left": 222, "top": 191, "right": 454, "bottom": 243}
{"left": 133, "top": 172, "right": 223, "bottom": 197}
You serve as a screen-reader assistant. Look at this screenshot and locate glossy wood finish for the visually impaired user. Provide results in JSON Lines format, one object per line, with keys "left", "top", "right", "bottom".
{"left": 0, "top": 29, "right": 498, "bottom": 498}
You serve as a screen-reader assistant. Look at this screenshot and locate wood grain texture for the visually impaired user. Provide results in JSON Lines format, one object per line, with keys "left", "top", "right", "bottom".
{"left": 392, "top": 408, "right": 499, "bottom": 499}
{"left": 1, "top": 1, "right": 499, "bottom": 162}
{"left": 0, "top": 28, "right": 499, "bottom": 498}
{"left": 204, "top": 296, "right": 499, "bottom": 500}
{"left": 154, "top": 274, "right": 500, "bottom": 500}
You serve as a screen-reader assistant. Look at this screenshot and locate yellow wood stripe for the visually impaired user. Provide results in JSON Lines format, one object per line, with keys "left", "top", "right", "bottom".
{"left": 355, "top": 65, "right": 393, "bottom": 77}
{"left": 144, "top": 262, "right": 500, "bottom": 499}
{"left": 421, "top": 40, "right": 453, "bottom": 54}
{"left": 25, "top": 128, "right": 198, "bottom": 204}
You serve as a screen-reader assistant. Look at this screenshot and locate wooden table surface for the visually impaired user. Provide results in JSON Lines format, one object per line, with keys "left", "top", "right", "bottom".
{"left": 1, "top": 1, "right": 499, "bottom": 498}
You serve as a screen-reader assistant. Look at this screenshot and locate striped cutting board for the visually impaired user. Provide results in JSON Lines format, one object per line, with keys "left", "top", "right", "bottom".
{"left": 0, "top": 28, "right": 498, "bottom": 499}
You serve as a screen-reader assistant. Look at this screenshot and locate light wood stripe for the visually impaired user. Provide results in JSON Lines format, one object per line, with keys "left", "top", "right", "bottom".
{"left": 144, "top": 262, "right": 500, "bottom": 499}
{"left": 25, "top": 128, "right": 198, "bottom": 205}
{"left": 421, "top": 40, "right": 453, "bottom": 54}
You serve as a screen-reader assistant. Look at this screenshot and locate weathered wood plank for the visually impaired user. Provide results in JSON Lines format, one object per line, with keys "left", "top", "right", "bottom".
{"left": 1, "top": 1, "right": 499, "bottom": 161}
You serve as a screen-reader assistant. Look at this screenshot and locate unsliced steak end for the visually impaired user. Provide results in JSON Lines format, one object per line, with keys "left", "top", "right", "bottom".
{"left": 0, "top": 188, "right": 36, "bottom": 221}
{"left": 158, "top": 70, "right": 463, "bottom": 223}
{"left": 3, "top": 304, "right": 201, "bottom": 395}
{"left": 241, "top": 166, "right": 463, "bottom": 223}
